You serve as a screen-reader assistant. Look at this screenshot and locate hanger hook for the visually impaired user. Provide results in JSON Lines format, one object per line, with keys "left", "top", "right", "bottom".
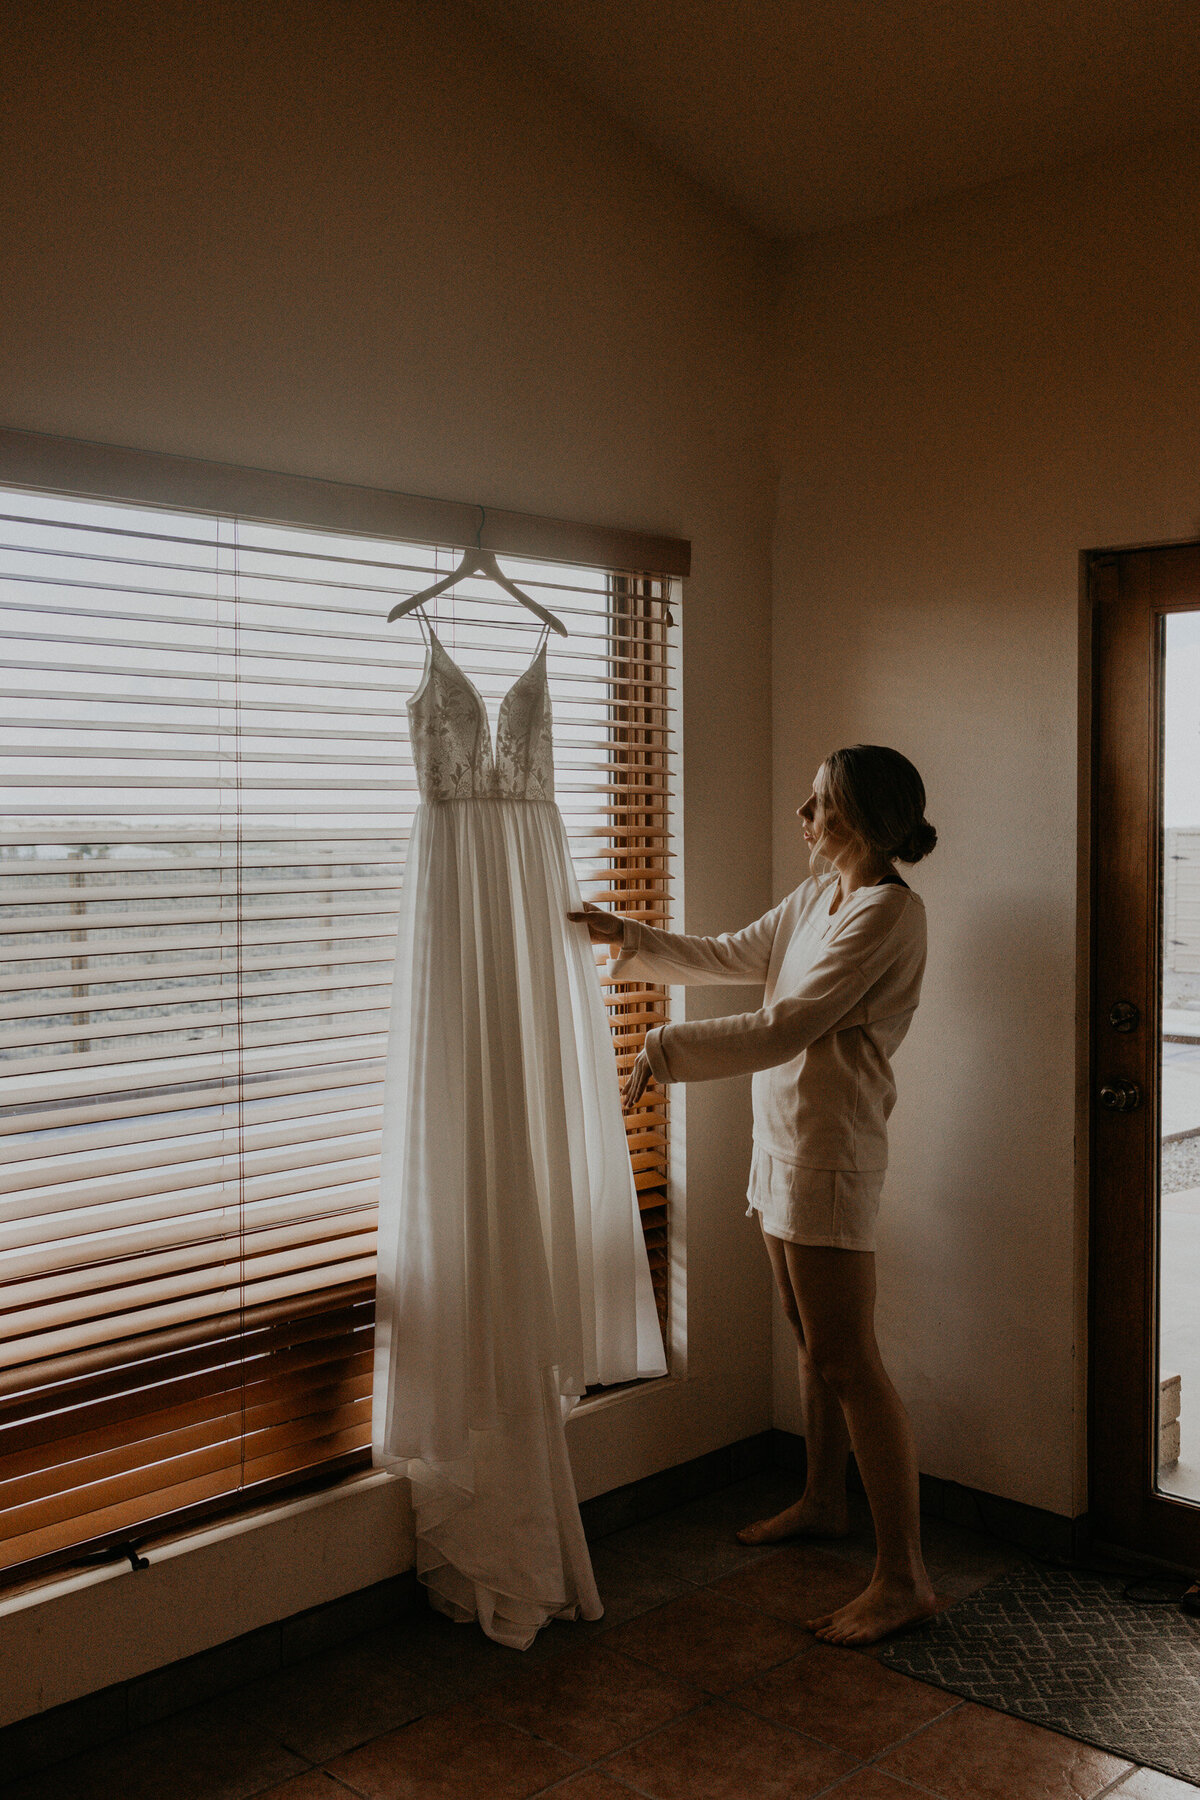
{"left": 476, "top": 505, "right": 485, "bottom": 550}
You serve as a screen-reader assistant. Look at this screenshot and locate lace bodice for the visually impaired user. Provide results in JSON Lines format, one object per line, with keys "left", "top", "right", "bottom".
{"left": 408, "top": 628, "right": 555, "bottom": 802}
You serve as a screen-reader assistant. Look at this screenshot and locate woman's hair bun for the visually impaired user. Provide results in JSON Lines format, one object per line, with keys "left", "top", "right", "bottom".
{"left": 893, "top": 819, "right": 938, "bottom": 864}
{"left": 820, "top": 746, "right": 937, "bottom": 867}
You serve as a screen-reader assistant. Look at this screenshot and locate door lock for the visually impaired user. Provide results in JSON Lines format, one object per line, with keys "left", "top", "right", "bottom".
{"left": 1108, "top": 1001, "right": 1140, "bottom": 1033}
{"left": 1099, "top": 1079, "right": 1142, "bottom": 1112}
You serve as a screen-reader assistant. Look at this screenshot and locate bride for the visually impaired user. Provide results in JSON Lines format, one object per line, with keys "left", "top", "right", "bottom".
{"left": 572, "top": 742, "right": 939, "bottom": 1647}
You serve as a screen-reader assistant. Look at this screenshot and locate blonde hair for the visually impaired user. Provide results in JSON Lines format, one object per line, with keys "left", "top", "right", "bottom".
{"left": 817, "top": 745, "right": 937, "bottom": 867}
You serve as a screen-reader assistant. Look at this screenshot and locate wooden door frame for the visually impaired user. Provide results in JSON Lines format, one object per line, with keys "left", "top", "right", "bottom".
{"left": 1089, "top": 543, "right": 1200, "bottom": 1570}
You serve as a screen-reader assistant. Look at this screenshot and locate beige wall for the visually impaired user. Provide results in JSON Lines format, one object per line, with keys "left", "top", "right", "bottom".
{"left": 0, "top": 0, "right": 775, "bottom": 1713}
{"left": 769, "top": 129, "right": 1200, "bottom": 1516}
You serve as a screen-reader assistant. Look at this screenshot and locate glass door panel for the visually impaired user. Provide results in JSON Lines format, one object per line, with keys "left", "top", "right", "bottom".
{"left": 1158, "top": 609, "right": 1200, "bottom": 1503}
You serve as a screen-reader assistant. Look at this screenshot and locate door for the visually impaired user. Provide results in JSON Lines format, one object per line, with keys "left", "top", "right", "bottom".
{"left": 1091, "top": 544, "right": 1200, "bottom": 1569}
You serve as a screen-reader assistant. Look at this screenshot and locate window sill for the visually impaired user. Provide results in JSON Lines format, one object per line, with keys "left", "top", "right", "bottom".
{"left": 574, "top": 1370, "right": 681, "bottom": 1415}
{"left": 1, "top": 1374, "right": 678, "bottom": 1622}
{"left": 0, "top": 1467, "right": 394, "bottom": 1622}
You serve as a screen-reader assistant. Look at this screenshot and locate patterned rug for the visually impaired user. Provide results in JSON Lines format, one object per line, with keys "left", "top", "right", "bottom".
{"left": 880, "top": 1564, "right": 1200, "bottom": 1785}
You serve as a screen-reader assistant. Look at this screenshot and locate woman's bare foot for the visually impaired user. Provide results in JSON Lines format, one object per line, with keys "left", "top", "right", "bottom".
{"left": 736, "top": 1494, "right": 850, "bottom": 1546}
{"left": 807, "top": 1573, "right": 938, "bottom": 1645}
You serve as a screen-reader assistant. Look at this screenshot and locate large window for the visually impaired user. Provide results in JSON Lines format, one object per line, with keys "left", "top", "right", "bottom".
{"left": 0, "top": 482, "right": 676, "bottom": 1585}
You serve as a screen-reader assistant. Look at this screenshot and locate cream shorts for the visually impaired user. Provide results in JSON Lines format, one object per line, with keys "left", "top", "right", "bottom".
{"left": 745, "top": 1145, "right": 883, "bottom": 1251}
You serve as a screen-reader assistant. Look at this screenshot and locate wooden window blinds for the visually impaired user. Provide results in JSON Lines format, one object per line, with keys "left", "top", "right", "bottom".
{"left": 0, "top": 487, "right": 678, "bottom": 1586}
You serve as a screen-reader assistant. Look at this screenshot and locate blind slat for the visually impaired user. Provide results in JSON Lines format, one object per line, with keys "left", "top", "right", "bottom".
{"left": 3, "top": 1254, "right": 379, "bottom": 1367}
{"left": 4, "top": 1205, "right": 380, "bottom": 1286}
{"left": 2, "top": 1235, "right": 380, "bottom": 1348}
{"left": 0, "top": 1352, "right": 376, "bottom": 1481}
{"left": 0, "top": 1283, "right": 375, "bottom": 1407}
{"left": 3, "top": 1103, "right": 380, "bottom": 1185}
{"left": 0, "top": 1081, "right": 382, "bottom": 1156}
{"left": 6, "top": 1164, "right": 380, "bottom": 1236}
{"left": 2, "top": 1371, "right": 375, "bottom": 1506}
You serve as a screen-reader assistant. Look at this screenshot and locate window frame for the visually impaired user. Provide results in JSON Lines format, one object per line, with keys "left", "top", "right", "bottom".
{"left": 0, "top": 429, "right": 686, "bottom": 1588}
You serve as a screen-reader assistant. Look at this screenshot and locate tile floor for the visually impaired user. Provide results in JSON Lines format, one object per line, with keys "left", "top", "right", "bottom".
{"left": 3, "top": 1471, "right": 1197, "bottom": 1800}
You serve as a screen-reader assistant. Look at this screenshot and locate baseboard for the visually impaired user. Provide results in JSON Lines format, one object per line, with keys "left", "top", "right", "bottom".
{"left": 578, "top": 1430, "right": 776, "bottom": 1540}
{"left": 772, "top": 1429, "right": 1088, "bottom": 1560}
{"left": 919, "top": 1469, "right": 1088, "bottom": 1560}
{"left": 0, "top": 1428, "right": 1087, "bottom": 1782}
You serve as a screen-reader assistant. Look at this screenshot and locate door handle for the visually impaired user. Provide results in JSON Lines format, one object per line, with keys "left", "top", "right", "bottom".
{"left": 1099, "top": 1079, "right": 1142, "bottom": 1112}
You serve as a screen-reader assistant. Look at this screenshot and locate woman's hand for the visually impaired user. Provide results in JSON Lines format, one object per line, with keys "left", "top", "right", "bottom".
{"left": 622, "top": 1048, "right": 655, "bottom": 1112}
{"left": 567, "top": 901, "right": 624, "bottom": 946}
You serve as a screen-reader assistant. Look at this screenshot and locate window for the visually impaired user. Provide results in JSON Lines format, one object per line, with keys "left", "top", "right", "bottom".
{"left": 0, "top": 479, "right": 678, "bottom": 1584}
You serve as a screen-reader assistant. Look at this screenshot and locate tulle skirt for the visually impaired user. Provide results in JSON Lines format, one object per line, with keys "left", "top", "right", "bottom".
{"left": 372, "top": 796, "right": 666, "bottom": 1647}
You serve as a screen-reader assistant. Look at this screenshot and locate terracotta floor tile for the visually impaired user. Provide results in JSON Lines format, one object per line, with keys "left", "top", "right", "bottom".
{"left": 388, "top": 1604, "right": 578, "bottom": 1698}
{"left": 732, "top": 1641, "right": 960, "bottom": 1757}
{"left": 230, "top": 1626, "right": 455, "bottom": 1760}
{"left": 1111, "top": 1772, "right": 1200, "bottom": 1798}
{"left": 532, "top": 1543, "right": 697, "bottom": 1656}
{"left": 251, "top": 1776, "right": 349, "bottom": 1800}
{"left": 601, "top": 1697, "right": 858, "bottom": 1799}
{"left": 733, "top": 1487, "right": 881, "bottom": 1576}
{"left": 711, "top": 1545, "right": 871, "bottom": 1626}
{"left": 917, "top": 1516, "right": 1034, "bottom": 1598}
{"left": 599, "top": 1473, "right": 864, "bottom": 1586}
{"left": 823, "top": 1771, "right": 941, "bottom": 1799}
{"left": 878, "top": 1701, "right": 1133, "bottom": 1800}
{"left": 474, "top": 1642, "right": 702, "bottom": 1758}
{"left": 0, "top": 1695, "right": 307, "bottom": 1800}
{"left": 538, "top": 1776, "right": 646, "bottom": 1798}
{"left": 603, "top": 1588, "right": 811, "bottom": 1692}
{"left": 586, "top": 1542, "right": 695, "bottom": 1626}
{"left": 323, "top": 1701, "right": 577, "bottom": 1799}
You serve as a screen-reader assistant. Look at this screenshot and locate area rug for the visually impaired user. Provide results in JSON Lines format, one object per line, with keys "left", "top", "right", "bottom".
{"left": 879, "top": 1564, "right": 1200, "bottom": 1785}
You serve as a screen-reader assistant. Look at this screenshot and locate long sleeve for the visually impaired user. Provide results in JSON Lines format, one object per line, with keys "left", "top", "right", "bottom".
{"left": 643, "top": 893, "right": 913, "bottom": 1087}
{"left": 609, "top": 899, "right": 788, "bottom": 988}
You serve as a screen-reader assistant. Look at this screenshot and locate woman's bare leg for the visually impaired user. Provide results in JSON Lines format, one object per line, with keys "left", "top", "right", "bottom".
{"left": 737, "top": 1226, "right": 852, "bottom": 1545}
{"left": 784, "top": 1242, "right": 936, "bottom": 1644}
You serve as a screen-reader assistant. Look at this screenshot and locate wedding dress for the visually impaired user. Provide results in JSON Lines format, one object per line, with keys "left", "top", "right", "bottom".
{"left": 372, "top": 617, "right": 667, "bottom": 1649}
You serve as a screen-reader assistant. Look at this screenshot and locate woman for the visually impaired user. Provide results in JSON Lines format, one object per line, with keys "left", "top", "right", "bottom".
{"left": 569, "top": 744, "right": 938, "bottom": 1646}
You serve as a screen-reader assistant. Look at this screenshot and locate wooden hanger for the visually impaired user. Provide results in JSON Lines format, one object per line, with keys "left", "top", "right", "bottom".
{"left": 387, "top": 508, "right": 567, "bottom": 636}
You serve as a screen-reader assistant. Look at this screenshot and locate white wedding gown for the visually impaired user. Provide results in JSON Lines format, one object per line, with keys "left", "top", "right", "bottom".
{"left": 372, "top": 620, "right": 667, "bottom": 1648}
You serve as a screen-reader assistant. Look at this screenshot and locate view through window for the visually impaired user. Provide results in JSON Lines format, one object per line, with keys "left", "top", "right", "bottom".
{"left": 0, "top": 489, "right": 675, "bottom": 1582}
{"left": 1159, "top": 609, "right": 1200, "bottom": 1503}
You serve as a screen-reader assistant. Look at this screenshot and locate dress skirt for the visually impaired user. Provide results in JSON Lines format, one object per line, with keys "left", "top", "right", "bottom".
{"left": 372, "top": 794, "right": 666, "bottom": 1647}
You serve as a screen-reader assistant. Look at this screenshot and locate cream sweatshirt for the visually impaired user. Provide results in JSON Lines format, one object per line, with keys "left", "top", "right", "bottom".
{"left": 611, "top": 876, "right": 927, "bottom": 1171}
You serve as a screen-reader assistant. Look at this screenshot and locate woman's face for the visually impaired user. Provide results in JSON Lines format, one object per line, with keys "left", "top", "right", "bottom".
{"left": 797, "top": 766, "right": 851, "bottom": 859}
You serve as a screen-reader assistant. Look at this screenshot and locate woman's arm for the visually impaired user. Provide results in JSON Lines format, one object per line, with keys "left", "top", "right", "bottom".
{"left": 641, "top": 895, "right": 919, "bottom": 1086}
{"left": 604, "top": 899, "right": 791, "bottom": 987}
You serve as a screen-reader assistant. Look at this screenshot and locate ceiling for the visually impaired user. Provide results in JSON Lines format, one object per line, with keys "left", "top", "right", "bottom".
{"left": 469, "top": 0, "right": 1200, "bottom": 238}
